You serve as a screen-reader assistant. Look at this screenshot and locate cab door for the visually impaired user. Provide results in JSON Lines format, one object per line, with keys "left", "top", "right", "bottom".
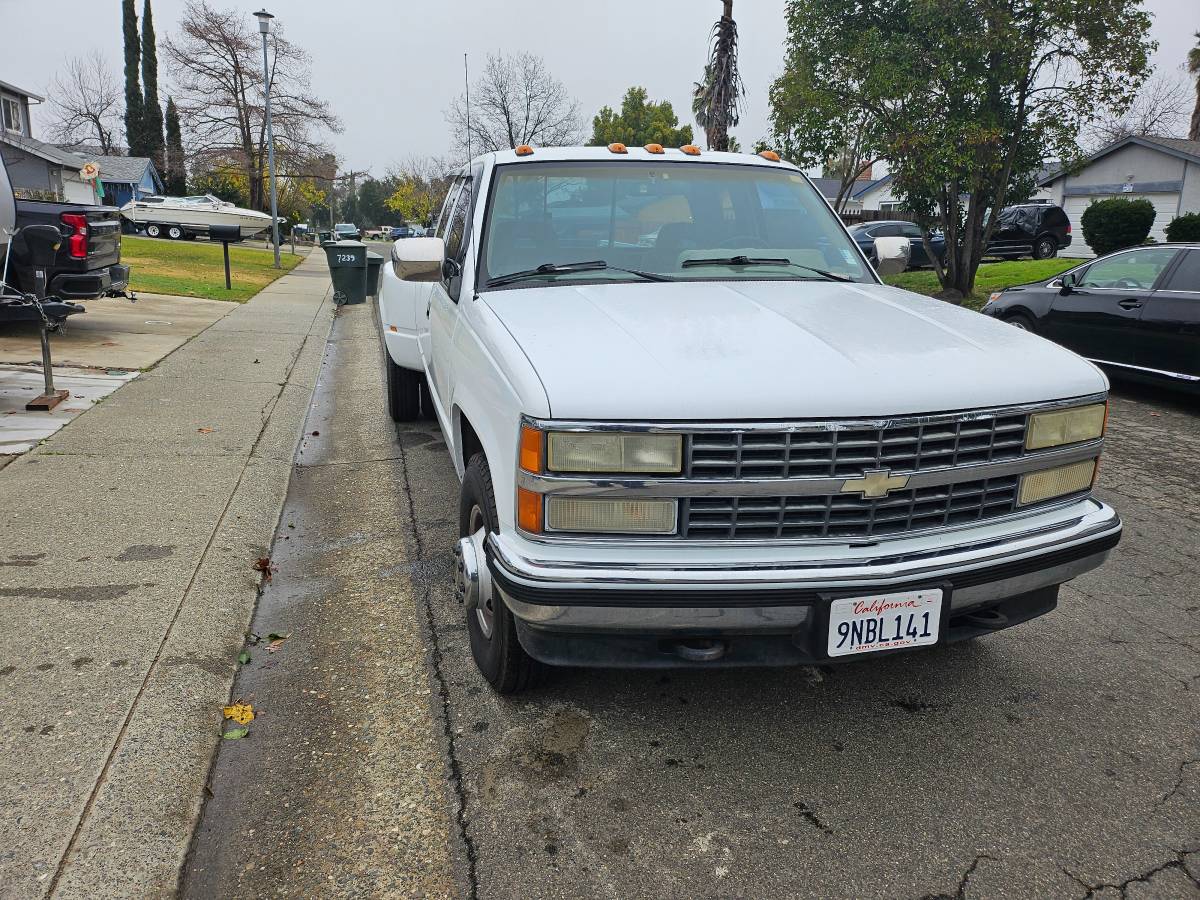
{"left": 1139, "top": 248, "right": 1200, "bottom": 379}
{"left": 1041, "top": 247, "right": 1179, "bottom": 365}
{"left": 425, "top": 173, "right": 476, "bottom": 416}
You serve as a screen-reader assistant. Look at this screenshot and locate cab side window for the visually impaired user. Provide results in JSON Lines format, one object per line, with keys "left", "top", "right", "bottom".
{"left": 1162, "top": 249, "right": 1200, "bottom": 293}
{"left": 434, "top": 182, "right": 463, "bottom": 239}
{"left": 444, "top": 180, "right": 472, "bottom": 262}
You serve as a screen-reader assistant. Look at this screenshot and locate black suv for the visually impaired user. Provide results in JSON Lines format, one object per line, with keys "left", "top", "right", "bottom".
{"left": 986, "top": 203, "right": 1072, "bottom": 260}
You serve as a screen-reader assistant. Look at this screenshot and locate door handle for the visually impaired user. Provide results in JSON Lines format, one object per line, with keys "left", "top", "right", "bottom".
{"left": 1118, "top": 299, "right": 1142, "bottom": 310}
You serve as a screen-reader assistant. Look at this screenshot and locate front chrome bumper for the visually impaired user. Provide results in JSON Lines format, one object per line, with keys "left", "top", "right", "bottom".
{"left": 488, "top": 498, "right": 1121, "bottom": 634}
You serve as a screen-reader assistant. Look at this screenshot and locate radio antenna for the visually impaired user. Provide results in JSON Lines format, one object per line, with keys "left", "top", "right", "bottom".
{"left": 464, "top": 53, "right": 472, "bottom": 161}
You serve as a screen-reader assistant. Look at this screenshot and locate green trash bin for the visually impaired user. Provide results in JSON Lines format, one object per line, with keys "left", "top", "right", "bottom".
{"left": 318, "top": 230, "right": 332, "bottom": 244}
{"left": 366, "top": 251, "right": 384, "bottom": 297}
{"left": 323, "top": 240, "right": 368, "bottom": 305}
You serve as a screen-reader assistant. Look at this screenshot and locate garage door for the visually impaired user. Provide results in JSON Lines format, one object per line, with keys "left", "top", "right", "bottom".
{"left": 1063, "top": 192, "right": 1181, "bottom": 258}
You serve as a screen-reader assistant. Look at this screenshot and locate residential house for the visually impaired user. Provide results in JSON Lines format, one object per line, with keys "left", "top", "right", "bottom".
{"left": 1040, "top": 135, "right": 1200, "bottom": 257}
{"left": 0, "top": 78, "right": 96, "bottom": 204}
{"left": 854, "top": 169, "right": 1055, "bottom": 214}
{"left": 91, "top": 155, "right": 163, "bottom": 208}
{"left": 807, "top": 177, "right": 864, "bottom": 214}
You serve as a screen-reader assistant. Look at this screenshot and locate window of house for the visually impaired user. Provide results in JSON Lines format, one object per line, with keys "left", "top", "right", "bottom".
{"left": 2, "top": 97, "right": 22, "bottom": 132}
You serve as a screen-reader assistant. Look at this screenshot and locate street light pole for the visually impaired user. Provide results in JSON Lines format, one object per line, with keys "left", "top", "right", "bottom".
{"left": 255, "top": 9, "right": 281, "bottom": 269}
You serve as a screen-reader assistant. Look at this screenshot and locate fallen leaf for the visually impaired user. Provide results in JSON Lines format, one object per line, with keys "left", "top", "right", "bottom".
{"left": 223, "top": 702, "right": 255, "bottom": 725}
{"left": 252, "top": 557, "right": 276, "bottom": 581}
{"left": 197, "top": 427, "right": 214, "bottom": 434}
{"left": 222, "top": 727, "right": 249, "bottom": 740}
{"left": 266, "top": 631, "right": 290, "bottom": 641}
{"left": 237, "top": 650, "right": 251, "bottom": 665}
{"left": 268, "top": 639, "right": 285, "bottom": 653}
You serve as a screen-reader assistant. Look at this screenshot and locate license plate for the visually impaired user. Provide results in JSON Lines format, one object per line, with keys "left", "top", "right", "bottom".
{"left": 827, "top": 589, "right": 943, "bottom": 657}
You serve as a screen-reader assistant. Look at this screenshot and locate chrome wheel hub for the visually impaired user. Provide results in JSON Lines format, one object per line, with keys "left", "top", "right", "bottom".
{"left": 455, "top": 505, "right": 495, "bottom": 639}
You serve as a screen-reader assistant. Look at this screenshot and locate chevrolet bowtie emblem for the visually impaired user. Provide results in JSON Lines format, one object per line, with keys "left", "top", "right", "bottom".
{"left": 841, "top": 468, "right": 910, "bottom": 499}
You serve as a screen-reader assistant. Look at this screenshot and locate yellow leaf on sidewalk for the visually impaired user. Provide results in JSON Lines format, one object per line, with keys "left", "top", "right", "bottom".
{"left": 222, "top": 702, "right": 255, "bottom": 725}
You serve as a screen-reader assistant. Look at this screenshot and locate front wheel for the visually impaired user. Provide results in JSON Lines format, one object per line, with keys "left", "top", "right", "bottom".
{"left": 1006, "top": 312, "right": 1037, "bottom": 333}
{"left": 385, "top": 356, "right": 421, "bottom": 422}
{"left": 145, "top": 223, "right": 161, "bottom": 238}
{"left": 167, "top": 225, "right": 184, "bottom": 240}
{"left": 459, "top": 454, "right": 540, "bottom": 693}
{"left": 1032, "top": 235, "right": 1057, "bottom": 260}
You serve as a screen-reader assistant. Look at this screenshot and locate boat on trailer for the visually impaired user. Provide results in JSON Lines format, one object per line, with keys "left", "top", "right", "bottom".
{"left": 119, "top": 194, "right": 272, "bottom": 240}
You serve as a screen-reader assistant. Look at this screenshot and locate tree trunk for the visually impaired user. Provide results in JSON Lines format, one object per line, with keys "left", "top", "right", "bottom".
{"left": 1191, "top": 80, "right": 1200, "bottom": 141}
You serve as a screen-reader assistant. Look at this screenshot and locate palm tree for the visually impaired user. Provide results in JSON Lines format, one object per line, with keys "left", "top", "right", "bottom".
{"left": 692, "top": 0, "right": 744, "bottom": 151}
{"left": 1190, "top": 31, "right": 1200, "bottom": 141}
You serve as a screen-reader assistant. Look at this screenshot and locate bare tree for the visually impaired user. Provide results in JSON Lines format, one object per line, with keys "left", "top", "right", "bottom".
{"left": 164, "top": 0, "right": 341, "bottom": 211}
{"left": 446, "top": 52, "right": 583, "bottom": 157}
{"left": 385, "top": 155, "right": 457, "bottom": 226}
{"left": 1084, "top": 72, "right": 1192, "bottom": 151}
{"left": 692, "top": 0, "right": 744, "bottom": 151}
{"left": 44, "top": 52, "right": 123, "bottom": 155}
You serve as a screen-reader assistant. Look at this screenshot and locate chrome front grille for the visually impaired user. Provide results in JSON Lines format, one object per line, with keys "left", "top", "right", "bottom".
{"left": 683, "top": 476, "right": 1024, "bottom": 540}
{"left": 686, "top": 414, "right": 1028, "bottom": 480}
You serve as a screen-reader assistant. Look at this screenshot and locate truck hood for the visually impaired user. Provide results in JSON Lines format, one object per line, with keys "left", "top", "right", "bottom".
{"left": 481, "top": 280, "right": 1107, "bottom": 420}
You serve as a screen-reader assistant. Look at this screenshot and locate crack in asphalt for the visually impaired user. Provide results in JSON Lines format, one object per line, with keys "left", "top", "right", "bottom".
{"left": 388, "top": 397, "right": 480, "bottom": 897}
{"left": 1156, "top": 757, "right": 1199, "bottom": 808}
{"left": 1064, "top": 847, "right": 1200, "bottom": 898}
{"left": 917, "top": 852, "right": 995, "bottom": 900}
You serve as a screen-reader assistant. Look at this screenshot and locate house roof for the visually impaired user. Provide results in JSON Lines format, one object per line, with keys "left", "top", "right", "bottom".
{"left": 0, "top": 130, "right": 85, "bottom": 168}
{"left": 851, "top": 173, "right": 894, "bottom": 199}
{"left": 1039, "top": 135, "right": 1200, "bottom": 185}
{"left": 92, "top": 155, "right": 156, "bottom": 183}
{"left": 0, "top": 79, "right": 44, "bottom": 103}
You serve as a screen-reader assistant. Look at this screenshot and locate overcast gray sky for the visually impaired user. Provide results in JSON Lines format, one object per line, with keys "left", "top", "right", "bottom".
{"left": 2, "top": 0, "right": 1196, "bottom": 177}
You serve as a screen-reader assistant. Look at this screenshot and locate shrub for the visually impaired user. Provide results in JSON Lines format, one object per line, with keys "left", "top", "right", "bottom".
{"left": 1080, "top": 198, "right": 1155, "bottom": 256}
{"left": 1165, "top": 212, "right": 1200, "bottom": 243}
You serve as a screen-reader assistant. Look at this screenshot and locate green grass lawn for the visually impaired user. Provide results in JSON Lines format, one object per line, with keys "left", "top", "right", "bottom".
{"left": 883, "top": 257, "right": 1079, "bottom": 309}
{"left": 123, "top": 235, "right": 304, "bottom": 301}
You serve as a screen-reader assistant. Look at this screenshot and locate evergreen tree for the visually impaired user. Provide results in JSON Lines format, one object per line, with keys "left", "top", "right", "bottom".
{"left": 141, "top": 0, "right": 165, "bottom": 171}
{"left": 164, "top": 98, "right": 186, "bottom": 195}
{"left": 121, "top": 0, "right": 144, "bottom": 155}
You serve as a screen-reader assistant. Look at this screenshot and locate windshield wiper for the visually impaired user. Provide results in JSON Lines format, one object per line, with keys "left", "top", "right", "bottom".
{"left": 680, "top": 255, "right": 853, "bottom": 282}
{"left": 485, "top": 259, "right": 674, "bottom": 288}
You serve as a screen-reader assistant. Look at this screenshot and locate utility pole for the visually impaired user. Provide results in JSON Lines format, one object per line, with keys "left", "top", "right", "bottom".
{"left": 254, "top": 9, "right": 281, "bottom": 268}
{"left": 333, "top": 169, "right": 368, "bottom": 228}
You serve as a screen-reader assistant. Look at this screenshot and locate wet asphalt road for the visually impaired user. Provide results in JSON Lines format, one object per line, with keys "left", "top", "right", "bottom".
{"left": 183, "top": 299, "right": 1199, "bottom": 899}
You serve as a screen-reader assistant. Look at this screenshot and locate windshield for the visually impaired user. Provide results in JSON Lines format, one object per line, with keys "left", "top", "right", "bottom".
{"left": 478, "top": 161, "right": 872, "bottom": 289}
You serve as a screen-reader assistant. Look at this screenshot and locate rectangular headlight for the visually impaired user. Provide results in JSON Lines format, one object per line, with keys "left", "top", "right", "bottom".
{"left": 545, "top": 497, "right": 677, "bottom": 534}
{"left": 547, "top": 432, "right": 682, "bottom": 474}
{"left": 1018, "top": 459, "right": 1096, "bottom": 506}
{"left": 1026, "top": 403, "right": 1106, "bottom": 450}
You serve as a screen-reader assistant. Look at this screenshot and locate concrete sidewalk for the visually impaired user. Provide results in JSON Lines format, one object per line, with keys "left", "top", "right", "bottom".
{"left": 0, "top": 251, "right": 334, "bottom": 898}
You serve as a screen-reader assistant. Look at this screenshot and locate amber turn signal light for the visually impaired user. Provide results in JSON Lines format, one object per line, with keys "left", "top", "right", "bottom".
{"left": 517, "top": 487, "right": 544, "bottom": 533}
{"left": 519, "top": 425, "right": 543, "bottom": 474}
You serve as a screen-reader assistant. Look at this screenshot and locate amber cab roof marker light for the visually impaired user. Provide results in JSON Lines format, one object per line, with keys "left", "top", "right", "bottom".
{"left": 644, "top": 143, "right": 665, "bottom": 154}
{"left": 515, "top": 144, "right": 535, "bottom": 156}
{"left": 608, "top": 142, "right": 628, "bottom": 154}
{"left": 758, "top": 150, "right": 782, "bottom": 162}
{"left": 680, "top": 145, "right": 702, "bottom": 156}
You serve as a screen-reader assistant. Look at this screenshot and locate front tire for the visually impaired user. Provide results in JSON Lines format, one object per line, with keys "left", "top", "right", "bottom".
{"left": 167, "top": 225, "right": 184, "bottom": 240}
{"left": 145, "top": 223, "right": 161, "bottom": 238}
{"left": 386, "top": 356, "right": 421, "bottom": 422}
{"left": 1006, "top": 312, "right": 1037, "bottom": 333}
{"left": 460, "top": 454, "right": 539, "bottom": 694}
{"left": 1032, "top": 235, "right": 1057, "bottom": 260}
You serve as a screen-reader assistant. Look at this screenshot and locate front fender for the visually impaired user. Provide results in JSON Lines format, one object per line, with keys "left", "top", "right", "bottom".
{"left": 378, "top": 257, "right": 428, "bottom": 371}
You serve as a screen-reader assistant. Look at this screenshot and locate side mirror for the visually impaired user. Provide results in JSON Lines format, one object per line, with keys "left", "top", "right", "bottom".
{"left": 1059, "top": 272, "right": 1076, "bottom": 294}
{"left": 391, "top": 236, "right": 445, "bottom": 282}
{"left": 873, "top": 235, "right": 910, "bottom": 276}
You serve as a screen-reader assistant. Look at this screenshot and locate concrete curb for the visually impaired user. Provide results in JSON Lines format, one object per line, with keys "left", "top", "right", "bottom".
{"left": 0, "top": 251, "right": 335, "bottom": 898}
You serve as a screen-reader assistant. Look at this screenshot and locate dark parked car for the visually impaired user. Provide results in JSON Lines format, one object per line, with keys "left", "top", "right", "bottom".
{"left": 986, "top": 203, "right": 1072, "bottom": 260}
{"left": 388, "top": 224, "right": 413, "bottom": 240}
{"left": 982, "top": 243, "right": 1199, "bottom": 390}
{"left": 847, "top": 220, "right": 945, "bottom": 268}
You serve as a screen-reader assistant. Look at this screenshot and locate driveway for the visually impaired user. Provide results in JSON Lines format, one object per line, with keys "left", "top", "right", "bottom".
{"left": 184, "top": 300, "right": 1200, "bottom": 898}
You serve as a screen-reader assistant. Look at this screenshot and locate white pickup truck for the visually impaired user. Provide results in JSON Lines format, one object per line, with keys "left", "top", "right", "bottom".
{"left": 378, "top": 145, "right": 1120, "bottom": 693}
